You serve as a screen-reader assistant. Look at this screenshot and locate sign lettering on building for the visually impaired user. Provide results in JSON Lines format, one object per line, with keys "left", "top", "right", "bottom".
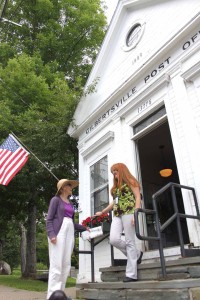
{"left": 86, "top": 29, "right": 200, "bottom": 135}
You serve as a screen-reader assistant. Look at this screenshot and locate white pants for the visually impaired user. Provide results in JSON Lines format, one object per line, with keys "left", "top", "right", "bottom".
{"left": 110, "top": 214, "right": 140, "bottom": 279}
{"left": 47, "top": 217, "right": 74, "bottom": 299}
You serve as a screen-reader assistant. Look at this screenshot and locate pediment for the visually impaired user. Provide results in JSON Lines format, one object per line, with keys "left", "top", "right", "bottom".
{"left": 68, "top": 0, "right": 200, "bottom": 138}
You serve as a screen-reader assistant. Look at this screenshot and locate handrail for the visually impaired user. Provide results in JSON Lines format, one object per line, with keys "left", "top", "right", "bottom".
{"left": 74, "top": 211, "right": 113, "bottom": 283}
{"left": 134, "top": 182, "right": 200, "bottom": 279}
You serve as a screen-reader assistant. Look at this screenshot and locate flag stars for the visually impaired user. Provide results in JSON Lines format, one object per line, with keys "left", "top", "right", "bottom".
{"left": 1, "top": 136, "right": 19, "bottom": 152}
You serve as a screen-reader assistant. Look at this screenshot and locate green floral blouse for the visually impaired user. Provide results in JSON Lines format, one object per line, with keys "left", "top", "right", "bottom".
{"left": 113, "top": 184, "right": 136, "bottom": 217}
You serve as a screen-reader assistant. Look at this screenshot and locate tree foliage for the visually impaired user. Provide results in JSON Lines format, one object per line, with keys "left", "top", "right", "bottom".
{"left": 0, "top": 0, "right": 106, "bottom": 85}
{"left": 0, "top": 0, "right": 106, "bottom": 277}
{"left": 0, "top": 218, "right": 21, "bottom": 271}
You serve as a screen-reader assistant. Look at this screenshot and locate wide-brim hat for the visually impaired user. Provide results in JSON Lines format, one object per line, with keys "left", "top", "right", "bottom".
{"left": 56, "top": 179, "right": 79, "bottom": 194}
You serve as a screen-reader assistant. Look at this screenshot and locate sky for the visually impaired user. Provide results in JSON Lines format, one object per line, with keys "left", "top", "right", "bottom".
{"left": 103, "top": 0, "right": 119, "bottom": 23}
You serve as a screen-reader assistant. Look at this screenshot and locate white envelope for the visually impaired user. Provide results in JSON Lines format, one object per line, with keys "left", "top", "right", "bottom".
{"left": 81, "top": 226, "right": 103, "bottom": 241}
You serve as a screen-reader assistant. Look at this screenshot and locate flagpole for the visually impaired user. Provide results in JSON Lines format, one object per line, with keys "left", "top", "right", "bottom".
{"left": 11, "top": 132, "right": 59, "bottom": 181}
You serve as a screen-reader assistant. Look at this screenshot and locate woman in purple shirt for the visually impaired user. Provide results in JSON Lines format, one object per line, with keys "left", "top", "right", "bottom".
{"left": 46, "top": 179, "right": 86, "bottom": 299}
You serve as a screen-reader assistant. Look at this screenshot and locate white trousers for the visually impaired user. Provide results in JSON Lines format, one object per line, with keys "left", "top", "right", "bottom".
{"left": 47, "top": 217, "right": 74, "bottom": 299}
{"left": 110, "top": 214, "right": 140, "bottom": 279}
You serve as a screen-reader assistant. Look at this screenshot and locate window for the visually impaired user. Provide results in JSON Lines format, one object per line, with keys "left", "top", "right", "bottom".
{"left": 90, "top": 156, "right": 109, "bottom": 214}
{"left": 133, "top": 106, "right": 166, "bottom": 134}
{"left": 126, "top": 24, "right": 142, "bottom": 47}
{"left": 123, "top": 21, "right": 145, "bottom": 52}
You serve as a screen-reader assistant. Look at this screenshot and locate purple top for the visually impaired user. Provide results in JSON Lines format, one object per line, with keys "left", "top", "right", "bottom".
{"left": 46, "top": 195, "right": 86, "bottom": 239}
{"left": 64, "top": 202, "right": 74, "bottom": 218}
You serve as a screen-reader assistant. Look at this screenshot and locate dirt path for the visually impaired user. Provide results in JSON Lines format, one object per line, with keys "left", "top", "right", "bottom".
{"left": 0, "top": 285, "right": 77, "bottom": 300}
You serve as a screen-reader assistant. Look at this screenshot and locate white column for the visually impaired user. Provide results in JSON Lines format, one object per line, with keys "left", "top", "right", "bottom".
{"left": 170, "top": 71, "right": 200, "bottom": 246}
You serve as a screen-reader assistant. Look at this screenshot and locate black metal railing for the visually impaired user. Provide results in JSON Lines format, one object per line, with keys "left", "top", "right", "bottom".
{"left": 74, "top": 211, "right": 113, "bottom": 283}
{"left": 134, "top": 182, "right": 200, "bottom": 278}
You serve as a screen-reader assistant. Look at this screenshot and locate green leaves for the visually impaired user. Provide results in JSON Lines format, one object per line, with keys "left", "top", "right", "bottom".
{"left": 0, "top": 0, "right": 106, "bottom": 275}
{"left": 1, "top": 0, "right": 106, "bottom": 84}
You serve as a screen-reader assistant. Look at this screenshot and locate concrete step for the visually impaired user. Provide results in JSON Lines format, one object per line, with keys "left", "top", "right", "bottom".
{"left": 100, "top": 256, "right": 200, "bottom": 281}
{"left": 76, "top": 278, "right": 200, "bottom": 300}
{"left": 75, "top": 257, "right": 200, "bottom": 299}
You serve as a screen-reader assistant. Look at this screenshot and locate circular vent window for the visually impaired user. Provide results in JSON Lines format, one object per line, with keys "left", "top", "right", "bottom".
{"left": 123, "top": 21, "right": 145, "bottom": 51}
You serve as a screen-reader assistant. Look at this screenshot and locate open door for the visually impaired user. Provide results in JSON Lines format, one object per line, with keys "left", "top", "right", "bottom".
{"left": 136, "top": 121, "right": 189, "bottom": 250}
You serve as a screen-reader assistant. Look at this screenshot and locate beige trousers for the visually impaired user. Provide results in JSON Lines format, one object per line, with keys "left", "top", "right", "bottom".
{"left": 110, "top": 214, "right": 140, "bottom": 279}
{"left": 47, "top": 217, "right": 74, "bottom": 299}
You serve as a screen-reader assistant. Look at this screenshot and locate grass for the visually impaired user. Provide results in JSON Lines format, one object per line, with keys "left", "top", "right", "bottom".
{"left": 0, "top": 269, "right": 76, "bottom": 292}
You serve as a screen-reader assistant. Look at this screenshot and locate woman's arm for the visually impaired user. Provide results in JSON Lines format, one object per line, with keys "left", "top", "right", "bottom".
{"left": 95, "top": 201, "right": 114, "bottom": 216}
{"left": 130, "top": 185, "right": 141, "bottom": 225}
{"left": 131, "top": 185, "right": 141, "bottom": 209}
{"left": 46, "top": 197, "right": 58, "bottom": 241}
{"left": 74, "top": 223, "right": 89, "bottom": 232}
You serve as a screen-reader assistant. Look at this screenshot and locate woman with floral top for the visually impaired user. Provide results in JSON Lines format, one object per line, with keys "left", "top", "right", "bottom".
{"left": 95, "top": 163, "right": 143, "bottom": 282}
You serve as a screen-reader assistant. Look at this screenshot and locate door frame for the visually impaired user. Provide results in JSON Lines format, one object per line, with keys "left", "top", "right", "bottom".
{"left": 131, "top": 114, "right": 190, "bottom": 257}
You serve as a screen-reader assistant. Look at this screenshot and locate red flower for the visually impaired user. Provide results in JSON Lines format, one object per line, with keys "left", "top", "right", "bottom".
{"left": 82, "top": 213, "right": 110, "bottom": 227}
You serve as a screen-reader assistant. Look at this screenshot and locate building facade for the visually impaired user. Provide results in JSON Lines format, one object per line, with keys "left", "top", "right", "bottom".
{"left": 68, "top": 0, "right": 200, "bottom": 282}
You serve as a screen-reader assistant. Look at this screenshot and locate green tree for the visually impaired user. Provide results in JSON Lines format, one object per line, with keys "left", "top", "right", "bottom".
{"left": 0, "top": 218, "right": 21, "bottom": 271}
{"left": 0, "top": 0, "right": 106, "bottom": 85}
{"left": 0, "top": 0, "right": 106, "bottom": 278}
{"left": 0, "top": 53, "right": 83, "bottom": 277}
{"left": 36, "top": 220, "right": 49, "bottom": 269}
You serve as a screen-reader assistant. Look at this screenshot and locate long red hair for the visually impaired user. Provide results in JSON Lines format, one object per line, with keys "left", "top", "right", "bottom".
{"left": 110, "top": 163, "right": 140, "bottom": 196}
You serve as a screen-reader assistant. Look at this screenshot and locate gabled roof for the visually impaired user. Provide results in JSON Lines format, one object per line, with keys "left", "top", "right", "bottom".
{"left": 68, "top": 0, "right": 200, "bottom": 138}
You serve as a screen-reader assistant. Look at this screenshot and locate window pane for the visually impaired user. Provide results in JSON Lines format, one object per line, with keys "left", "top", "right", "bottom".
{"left": 90, "top": 156, "right": 108, "bottom": 190}
{"left": 126, "top": 24, "right": 142, "bottom": 47}
{"left": 91, "top": 186, "right": 109, "bottom": 214}
{"left": 90, "top": 156, "right": 109, "bottom": 215}
{"left": 133, "top": 106, "right": 166, "bottom": 134}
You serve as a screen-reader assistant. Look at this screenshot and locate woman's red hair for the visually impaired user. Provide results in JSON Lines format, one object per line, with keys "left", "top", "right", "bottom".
{"left": 110, "top": 163, "right": 140, "bottom": 196}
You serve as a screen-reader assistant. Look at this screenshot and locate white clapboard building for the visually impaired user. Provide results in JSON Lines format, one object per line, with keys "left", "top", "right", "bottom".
{"left": 68, "top": 0, "right": 200, "bottom": 282}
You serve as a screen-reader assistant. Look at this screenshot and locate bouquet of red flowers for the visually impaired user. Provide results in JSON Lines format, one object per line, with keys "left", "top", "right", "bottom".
{"left": 82, "top": 213, "right": 110, "bottom": 227}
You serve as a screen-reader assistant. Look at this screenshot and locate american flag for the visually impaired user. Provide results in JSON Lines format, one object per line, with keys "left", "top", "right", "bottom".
{"left": 0, "top": 134, "right": 29, "bottom": 186}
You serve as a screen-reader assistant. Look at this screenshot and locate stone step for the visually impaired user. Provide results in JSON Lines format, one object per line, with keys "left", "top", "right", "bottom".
{"left": 76, "top": 278, "right": 200, "bottom": 300}
{"left": 100, "top": 256, "right": 200, "bottom": 281}
{"left": 75, "top": 257, "right": 200, "bottom": 299}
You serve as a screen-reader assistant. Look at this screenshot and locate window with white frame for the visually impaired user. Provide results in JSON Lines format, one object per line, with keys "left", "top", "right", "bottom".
{"left": 90, "top": 156, "right": 109, "bottom": 214}
{"left": 123, "top": 20, "right": 146, "bottom": 52}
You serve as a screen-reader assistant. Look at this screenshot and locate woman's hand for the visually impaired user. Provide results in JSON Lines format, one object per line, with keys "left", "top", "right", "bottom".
{"left": 94, "top": 202, "right": 114, "bottom": 217}
{"left": 94, "top": 211, "right": 102, "bottom": 216}
{"left": 51, "top": 237, "right": 57, "bottom": 244}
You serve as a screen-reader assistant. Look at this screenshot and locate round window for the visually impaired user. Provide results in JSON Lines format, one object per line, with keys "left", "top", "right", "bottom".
{"left": 123, "top": 21, "right": 145, "bottom": 52}
{"left": 126, "top": 24, "right": 142, "bottom": 47}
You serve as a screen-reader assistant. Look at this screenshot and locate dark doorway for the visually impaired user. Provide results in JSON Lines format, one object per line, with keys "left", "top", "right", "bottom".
{"left": 137, "top": 121, "right": 189, "bottom": 250}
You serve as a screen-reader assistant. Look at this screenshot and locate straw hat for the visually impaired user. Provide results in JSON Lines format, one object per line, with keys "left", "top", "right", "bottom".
{"left": 56, "top": 179, "right": 79, "bottom": 194}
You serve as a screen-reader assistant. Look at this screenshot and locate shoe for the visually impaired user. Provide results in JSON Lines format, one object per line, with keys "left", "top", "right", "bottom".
{"left": 137, "top": 251, "right": 143, "bottom": 264}
{"left": 123, "top": 277, "right": 138, "bottom": 282}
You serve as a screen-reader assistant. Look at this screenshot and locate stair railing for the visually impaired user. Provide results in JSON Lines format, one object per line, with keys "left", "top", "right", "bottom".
{"left": 134, "top": 182, "right": 200, "bottom": 278}
{"left": 74, "top": 211, "right": 113, "bottom": 283}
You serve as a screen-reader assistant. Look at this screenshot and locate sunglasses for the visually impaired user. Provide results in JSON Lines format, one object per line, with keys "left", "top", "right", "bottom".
{"left": 64, "top": 183, "right": 72, "bottom": 187}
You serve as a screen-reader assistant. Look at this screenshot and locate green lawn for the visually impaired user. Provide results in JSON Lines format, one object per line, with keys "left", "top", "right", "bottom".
{"left": 0, "top": 270, "right": 76, "bottom": 292}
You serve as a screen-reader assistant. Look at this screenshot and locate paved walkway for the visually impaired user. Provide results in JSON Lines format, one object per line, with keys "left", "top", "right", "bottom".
{"left": 0, "top": 286, "right": 77, "bottom": 300}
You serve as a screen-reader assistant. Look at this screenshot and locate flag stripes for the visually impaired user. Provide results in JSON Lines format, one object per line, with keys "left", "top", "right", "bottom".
{"left": 0, "top": 134, "right": 29, "bottom": 186}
